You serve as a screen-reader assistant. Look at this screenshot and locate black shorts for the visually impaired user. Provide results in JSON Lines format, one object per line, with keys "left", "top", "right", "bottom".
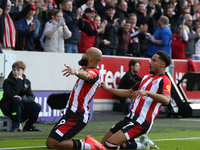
{"left": 110, "top": 117, "right": 148, "bottom": 141}
{"left": 48, "top": 110, "right": 87, "bottom": 142}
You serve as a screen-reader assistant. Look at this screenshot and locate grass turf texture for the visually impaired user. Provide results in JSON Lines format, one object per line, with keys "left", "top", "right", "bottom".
{"left": 1, "top": 118, "right": 200, "bottom": 149}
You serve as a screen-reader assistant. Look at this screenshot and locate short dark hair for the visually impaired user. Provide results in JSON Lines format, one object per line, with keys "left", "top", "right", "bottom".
{"left": 194, "top": 18, "right": 200, "bottom": 24}
{"left": 12, "top": 61, "right": 26, "bottom": 70}
{"left": 129, "top": 60, "right": 140, "bottom": 71}
{"left": 137, "top": 2, "right": 145, "bottom": 8}
{"left": 157, "top": 50, "right": 171, "bottom": 67}
{"left": 61, "top": 0, "right": 72, "bottom": 6}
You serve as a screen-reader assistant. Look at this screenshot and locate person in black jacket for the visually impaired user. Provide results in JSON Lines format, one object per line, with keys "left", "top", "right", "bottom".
{"left": 62, "top": 0, "right": 84, "bottom": 53}
{"left": 0, "top": 61, "right": 41, "bottom": 132}
{"left": 102, "top": 5, "right": 121, "bottom": 55}
{"left": 94, "top": 0, "right": 106, "bottom": 19}
{"left": 164, "top": 0, "right": 183, "bottom": 33}
{"left": 118, "top": 59, "right": 141, "bottom": 104}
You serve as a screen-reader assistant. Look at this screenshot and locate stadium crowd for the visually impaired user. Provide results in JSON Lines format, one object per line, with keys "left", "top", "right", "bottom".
{"left": 0, "top": 0, "right": 200, "bottom": 59}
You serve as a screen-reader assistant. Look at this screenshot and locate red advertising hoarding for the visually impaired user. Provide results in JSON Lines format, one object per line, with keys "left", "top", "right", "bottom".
{"left": 95, "top": 57, "right": 150, "bottom": 99}
{"left": 95, "top": 56, "right": 200, "bottom": 100}
{"left": 173, "top": 60, "right": 200, "bottom": 99}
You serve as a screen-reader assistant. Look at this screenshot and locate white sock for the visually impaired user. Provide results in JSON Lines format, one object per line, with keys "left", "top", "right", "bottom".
{"left": 106, "top": 141, "right": 120, "bottom": 149}
{"left": 136, "top": 142, "right": 142, "bottom": 149}
{"left": 80, "top": 140, "right": 91, "bottom": 150}
{"left": 135, "top": 139, "right": 140, "bottom": 143}
{"left": 135, "top": 139, "right": 142, "bottom": 149}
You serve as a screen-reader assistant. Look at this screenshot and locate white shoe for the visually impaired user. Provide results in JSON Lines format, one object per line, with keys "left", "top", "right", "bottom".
{"left": 140, "top": 134, "right": 159, "bottom": 149}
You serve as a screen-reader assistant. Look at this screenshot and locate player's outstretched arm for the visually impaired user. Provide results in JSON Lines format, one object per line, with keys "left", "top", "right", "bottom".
{"left": 101, "top": 82, "right": 133, "bottom": 98}
{"left": 62, "top": 64, "right": 91, "bottom": 82}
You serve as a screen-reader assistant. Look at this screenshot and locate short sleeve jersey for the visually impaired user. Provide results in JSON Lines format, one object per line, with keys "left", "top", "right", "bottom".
{"left": 66, "top": 67, "right": 101, "bottom": 123}
{"left": 127, "top": 74, "right": 171, "bottom": 132}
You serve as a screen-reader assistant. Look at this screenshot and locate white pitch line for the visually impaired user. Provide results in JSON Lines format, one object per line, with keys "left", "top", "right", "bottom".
{"left": 153, "top": 137, "right": 200, "bottom": 141}
{"left": 0, "top": 146, "right": 46, "bottom": 150}
{"left": 179, "top": 119, "right": 200, "bottom": 122}
{"left": 1, "top": 137, "right": 200, "bottom": 150}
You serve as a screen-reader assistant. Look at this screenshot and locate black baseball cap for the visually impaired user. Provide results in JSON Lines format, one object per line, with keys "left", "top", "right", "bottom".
{"left": 105, "top": 5, "right": 115, "bottom": 10}
{"left": 85, "top": 8, "right": 97, "bottom": 13}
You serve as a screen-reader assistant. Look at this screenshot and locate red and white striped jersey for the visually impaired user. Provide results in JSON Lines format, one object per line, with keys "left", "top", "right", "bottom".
{"left": 127, "top": 74, "right": 171, "bottom": 133}
{"left": 3, "top": 14, "right": 16, "bottom": 48}
{"left": 66, "top": 67, "right": 101, "bottom": 123}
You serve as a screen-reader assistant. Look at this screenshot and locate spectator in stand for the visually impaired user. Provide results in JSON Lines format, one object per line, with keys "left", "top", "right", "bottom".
{"left": 0, "top": 61, "right": 41, "bottom": 132}
{"left": 117, "top": 59, "right": 141, "bottom": 105}
{"left": 94, "top": 0, "right": 106, "bottom": 19}
{"left": 193, "top": 1, "right": 200, "bottom": 20}
{"left": 56, "top": 0, "right": 87, "bottom": 14}
{"left": 192, "top": 18, "right": 200, "bottom": 60}
{"left": 115, "top": 0, "right": 129, "bottom": 25}
{"left": 147, "top": 16, "right": 172, "bottom": 57}
{"left": 14, "top": 5, "right": 40, "bottom": 51}
{"left": 134, "top": 2, "right": 154, "bottom": 32}
{"left": 162, "top": 0, "right": 183, "bottom": 33}
{"left": 147, "top": 0, "right": 162, "bottom": 33}
{"left": 171, "top": 20, "right": 189, "bottom": 59}
{"left": 134, "top": 2, "right": 155, "bottom": 57}
{"left": 79, "top": 0, "right": 94, "bottom": 14}
{"left": 164, "top": 0, "right": 182, "bottom": 33}
{"left": 9, "top": 0, "right": 17, "bottom": 14}
{"left": 40, "top": 8, "right": 57, "bottom": 50}
{"left": 0, "top": 0, "right": 34, "bottom": 51}
{"left": 184, "top": 14, "right": 200, "bottom": 58}
{"left": 177, "top": 5, "right": 194, "bottom": 27}
{"left": 78, "top": 8, "right": 107, "bottom": 53}
{"left": 14, "top": 0, "right": 29, "bottom": 12}
{"left": 107, "top": 0, "right": 118, "bottom": 7}
{"left": 62, "top": 0, "right": 84, "bottom": 53}
{"left": 94, "top": 14, "right": 110, "bottom": 54}
{"left": 44, "top": 0, "right": 56, "bottom": 10}
{"left": 127, "top": 13, "right": 146, "bottom": 57}
{"left": 102, "top": 5, "right": 121, "bottom": 55}
{"left": 118, "top": 20, "right": 147, "bottom": 56}
{"left": 117, "top": 20, "right": 131, "bottom": 56}
{"left": 44, "top": 10, "right": 71, "bottom": 52}
{"left": 33, "top": 0, "right": 48, "bottom": 51}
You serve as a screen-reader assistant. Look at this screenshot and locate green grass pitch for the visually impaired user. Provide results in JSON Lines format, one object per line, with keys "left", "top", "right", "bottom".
{"left": 1, "top": 118, "right": 200, "bottom": 150}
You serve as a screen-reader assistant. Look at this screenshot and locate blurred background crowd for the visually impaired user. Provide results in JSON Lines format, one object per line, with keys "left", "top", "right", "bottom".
{"left": 0, "top": 0, "right": 200, "bottom": 60}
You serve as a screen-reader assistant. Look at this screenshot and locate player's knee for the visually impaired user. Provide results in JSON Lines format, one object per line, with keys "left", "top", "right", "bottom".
{"left": 46, "top": 137, "right": 56, "bottom": 149}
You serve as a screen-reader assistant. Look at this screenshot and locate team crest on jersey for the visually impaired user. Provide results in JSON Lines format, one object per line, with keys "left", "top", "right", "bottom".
{"left": 152, "top": 80, "right": 158, "bottom": 84}
{"left": 88, "top": 70, "right": 95, "bottom": 75}
{"left": 166, "top": 85, "right": 171, "bottom": 92}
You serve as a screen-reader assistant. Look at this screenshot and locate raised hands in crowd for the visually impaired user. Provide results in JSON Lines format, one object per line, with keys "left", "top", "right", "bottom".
{"left": 76, "top": 9, "right": 83, "bottom": 19}
{"left": 0, "top": 0, "right": 200, "bottom": 59}
{"left": 0, "top": 8, "right": 3, "bottom": 17}
{"left": 29, "top": 21, "right": 37, "bottom": 32}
